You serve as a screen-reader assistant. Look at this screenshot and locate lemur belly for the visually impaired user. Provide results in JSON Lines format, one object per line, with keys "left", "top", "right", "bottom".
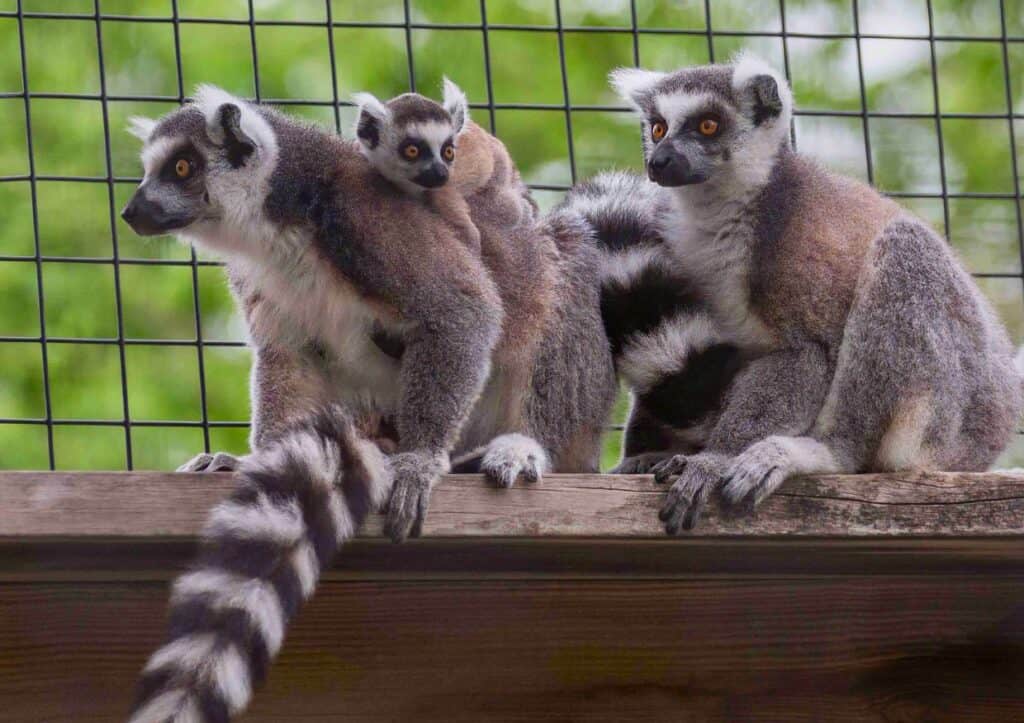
{"left": 238, "top": 252, "right": 406, "bottom": 413}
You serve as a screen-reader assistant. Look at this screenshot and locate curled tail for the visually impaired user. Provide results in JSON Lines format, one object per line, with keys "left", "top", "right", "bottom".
{"left": 128, "top": 407, "right": 392, "bottom": 723}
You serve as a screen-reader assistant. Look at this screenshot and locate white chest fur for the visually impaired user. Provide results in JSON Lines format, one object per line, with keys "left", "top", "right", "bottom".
{"left": 237, "top": 235, "right": 406, "bottom": 411}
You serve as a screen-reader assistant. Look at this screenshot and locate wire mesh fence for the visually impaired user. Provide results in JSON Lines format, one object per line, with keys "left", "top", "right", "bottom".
{"left": 0, "top": 0, "right": 1022, "bottom": 471}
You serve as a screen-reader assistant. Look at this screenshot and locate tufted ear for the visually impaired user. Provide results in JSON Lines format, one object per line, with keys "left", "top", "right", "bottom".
{"left": 214, "top": 103, "right": 256, "bottom": 168}
{"left": 730, "top": 52, "right": 793, "bottom": 127}
{"left": 609, "top": 67, "right": 667, "bottom": 111}
{"left": 441, "top": 77, "right": 469, "bottom": 135}
{"left": 127, "top": 116, "right": 157, "bottom": 142}
{"left": 352, "top": 92, "right": 390, "bottom": 149}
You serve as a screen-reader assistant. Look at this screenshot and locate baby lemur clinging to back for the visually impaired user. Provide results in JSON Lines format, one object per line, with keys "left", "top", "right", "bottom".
{"left": 583, "top": 54, "right": 1023, "bottom": 532}
{"left": 353, "top": 78, "right": 510, "bottom": 255}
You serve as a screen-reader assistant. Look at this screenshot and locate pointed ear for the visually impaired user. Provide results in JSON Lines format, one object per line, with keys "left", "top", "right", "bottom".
{"left": 352, "top": 92, "right": 389, "bottom": 149}
{"left": 127, "top": 116, "right": 157, "bottom": 142}
{"left": 215, "top": 103, "right": 256, "bottom": 168}
{"left": 609, "top": 67, "right": 666, "bottom": 111}
{"left": 441, "top": 77, "right": 469, "bottom": 134}
{"left": 731, "top": 52, "right": 793, "bottom": 127}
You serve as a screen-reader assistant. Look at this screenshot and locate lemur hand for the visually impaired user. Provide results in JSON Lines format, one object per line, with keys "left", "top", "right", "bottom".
{"left": 177, "top": 451, "right": 245, "bottom": 473}
{"left": 384, "top": 450, "right": 449, "bottom": 542}
{"left": 653, "top": 451, "right": 728, "bottom": 534}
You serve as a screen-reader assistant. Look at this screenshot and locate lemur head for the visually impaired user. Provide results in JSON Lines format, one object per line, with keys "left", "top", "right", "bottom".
{"left": 610, "top": 54, "right": 793, "bottom": 191}
{"left": 121, "top": 85, "right": 278, "bottom": 253}
{"left": 353, "top": 77, "right": 468, "bottom": 194}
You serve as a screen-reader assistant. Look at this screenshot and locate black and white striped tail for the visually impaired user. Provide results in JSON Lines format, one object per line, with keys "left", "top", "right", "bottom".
{"left": 128, "top": 406, "right": 392, "bottom": 723}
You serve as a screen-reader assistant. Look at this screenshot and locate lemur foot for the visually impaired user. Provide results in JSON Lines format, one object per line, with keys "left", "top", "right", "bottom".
{"left": 384, "top": 450, "right": 448, "bottom": 543}
{"left": 480, "top": 433, "right": 549, "bottom": 488}
{"left": 721, "top": 438, "right": 790, "bottom": 510}
{"left": 656, "top": 452, "right": 727, "bottom": 534}
{"left": 611, "top": 452, "right": 674, "bottom": 475}
{"left": 177, "top": 451, "right": 243, "bottom": 473}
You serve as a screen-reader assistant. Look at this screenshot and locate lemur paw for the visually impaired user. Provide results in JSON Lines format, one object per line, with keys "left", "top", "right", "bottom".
{"left": 721, "top": 439, "right": 790, "bottom": 509}
{"left": 384, "top": 451, "right": 448, "bottom": 543}
{"left": 176, "top": 451, "right": 243, "bottom": 473}
{"left": 657, "top": 453, "right": 726, "bottom": 534}
{"left": 611, "top": 452, "right": 675, "bottom": 475}
{"left": 480, "top": 433, "right": 549, "bottom": 488}
{"left": 651, "top": 454, "right": 690, "bottom": 484}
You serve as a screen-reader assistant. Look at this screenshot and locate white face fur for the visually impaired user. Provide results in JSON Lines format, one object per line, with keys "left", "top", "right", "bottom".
{"left": 123, "top": 85, "right": 280, "bottom": 259}
{"left": 609, "top": 54, "right": 793, "bottom": 197}
{"left": 353, "top": 77, "right": 469, "bottom": 195}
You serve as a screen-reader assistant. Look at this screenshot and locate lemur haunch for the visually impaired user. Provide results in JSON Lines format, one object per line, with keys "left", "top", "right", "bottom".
{"left": 600, "top": 54, "right": 1024, "bottom": 533}
{"left": 122, "top": 87, "right": 615, "bottom": 721}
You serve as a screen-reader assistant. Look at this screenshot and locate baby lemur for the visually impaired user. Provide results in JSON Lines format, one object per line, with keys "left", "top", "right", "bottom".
{"left": 122, "top": 86, "right": 614, "bottom": 721}
{"left": 585, "top": 54, "right": 1022, "bottom": 533}
{"left": 353, "top": 78, "right": 512, "bottom": 255}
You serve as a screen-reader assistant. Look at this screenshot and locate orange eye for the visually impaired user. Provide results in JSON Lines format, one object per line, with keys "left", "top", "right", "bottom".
{"left": 443, "top": 145, "right": 455, "bottom": 162}
{"left": 651, "top": 121, "right": 667, "bottom": 141}
{"left": 175, "top": 158, "right": 191, "bottom": 178}
{"left": 698, "top": 117, "right": 720, "bottom": 136}
{"left": 402, "top": 144, "right": 420, "bottom": 160}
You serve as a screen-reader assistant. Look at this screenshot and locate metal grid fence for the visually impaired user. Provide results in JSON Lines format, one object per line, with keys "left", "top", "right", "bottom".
{"left": 1, "top": 0, "right": 1022, "bottom": 470}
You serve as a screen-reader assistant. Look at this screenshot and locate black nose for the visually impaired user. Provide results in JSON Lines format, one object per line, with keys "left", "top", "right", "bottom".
{"left": 414, "top": 162, "right": 449, "bottom": 189}
{"left": 121, "top": 202, "right": 136, "bottom": 222}
{"left": 650, "top": 152, "right": 673, "bottom": 171}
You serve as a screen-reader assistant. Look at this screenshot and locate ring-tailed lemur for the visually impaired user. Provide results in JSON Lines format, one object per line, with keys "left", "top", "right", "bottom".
{"left": 597, "top": 54, "right": 1024, "bottom": 532}
{"left": 122, "top": 86, "right": 615, "bottom": 720}
{"left": 552, "top": 171, "right": 744, "bottom": 474}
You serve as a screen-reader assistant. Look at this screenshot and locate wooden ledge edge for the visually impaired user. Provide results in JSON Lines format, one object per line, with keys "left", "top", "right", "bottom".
{"left": 2, "top": 470, "right": 1024, "bottom": 538}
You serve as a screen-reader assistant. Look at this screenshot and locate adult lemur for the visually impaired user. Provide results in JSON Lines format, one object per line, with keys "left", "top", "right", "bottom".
{"left": 122, "top": 86, "right": 614, "bottom": 721}
{"left": 568, "top": 54, "right": 1023, "bottom": 533}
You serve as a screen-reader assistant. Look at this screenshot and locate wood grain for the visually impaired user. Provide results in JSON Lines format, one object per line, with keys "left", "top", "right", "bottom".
{"left": 4, "top": 470, "right": 1024, "bottom": 538}
{"left": 2, "top": 578, "right": 1023, "bottom": 721}
{"left": 4, "top": 471, "right": 1024, "bottom": 720}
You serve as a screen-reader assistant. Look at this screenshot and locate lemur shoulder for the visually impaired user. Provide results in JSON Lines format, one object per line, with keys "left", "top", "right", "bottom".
{"left": 578, "top": 55, "right": 1023, "bottom": 532}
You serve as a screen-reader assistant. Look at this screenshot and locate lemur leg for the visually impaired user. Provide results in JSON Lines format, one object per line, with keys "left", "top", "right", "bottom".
{"left": 177, "top": 346, "right": 331, "bottom": 473}
{"left": 655, "top": 343, "right": 830, "bottom": 533}
{"left": 721, "top": 217, "right": 1019, "bottom": 507}
{"left": 480, "top": 432, "right": 550, "bottom": 487}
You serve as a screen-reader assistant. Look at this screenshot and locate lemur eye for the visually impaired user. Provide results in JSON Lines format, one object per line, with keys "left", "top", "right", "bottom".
{"left": 175, "top": 158, "right": 191, "bottom": 178}
{"left": 698, "top": 117, "right": 720, "bottom": 136}
{"left": 651, "top": 121, "right": 667, "bottom": 141}
{"left": 443, "top": 145, "right": 455, "bottom": 162}
{"left": 402, "top": 144, "right": 420, "bottom": 161}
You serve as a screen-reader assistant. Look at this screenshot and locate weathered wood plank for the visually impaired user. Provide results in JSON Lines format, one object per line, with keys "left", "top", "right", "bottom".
{"left": 3, "top": 470, "right": 1024, "bottom": 538}
{"left": 2, "top": 578, "right": 1023, "bottom": 722}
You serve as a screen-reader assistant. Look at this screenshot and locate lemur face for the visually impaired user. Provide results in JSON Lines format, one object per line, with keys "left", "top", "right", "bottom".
{"left": 122, "top": 86, "right": 278, "bottom": 247}
{"left": 610, "top": 55, "right": 792, "bottom": 188}
{"left": 354, "top": 78, "right": 469, "bottom": 194}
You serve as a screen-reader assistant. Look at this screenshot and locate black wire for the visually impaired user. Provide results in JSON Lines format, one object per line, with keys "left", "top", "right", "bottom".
{"left": 92, "top": 0, "right": 134, "bottom": 468}
{"left": 14, "top": 0, "right": 55, "bottom": 469}
{"left": 5, "top": 2, "right": 1024, "bottom": 468}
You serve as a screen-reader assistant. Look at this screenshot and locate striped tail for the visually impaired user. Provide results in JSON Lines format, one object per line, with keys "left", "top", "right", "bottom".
{"left": 128, "top": 406, "right": 393, "bottom": 723}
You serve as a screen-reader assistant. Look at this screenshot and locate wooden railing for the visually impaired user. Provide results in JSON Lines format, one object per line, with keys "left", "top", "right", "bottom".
{"left": 2, "top": 471, "right": 1024, "bottom": 721}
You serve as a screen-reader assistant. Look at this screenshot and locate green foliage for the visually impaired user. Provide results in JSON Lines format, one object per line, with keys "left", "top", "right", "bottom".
{"left": 2, "top": 0, "right": 1023, "bottom": 471}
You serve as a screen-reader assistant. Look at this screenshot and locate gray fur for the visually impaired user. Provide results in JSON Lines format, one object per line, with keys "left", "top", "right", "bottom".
{"left": 124, "top": 87, "right": 616, "bottom": 722}
{"left": 600, "top": 58, "right": 1023, "bottom": 532}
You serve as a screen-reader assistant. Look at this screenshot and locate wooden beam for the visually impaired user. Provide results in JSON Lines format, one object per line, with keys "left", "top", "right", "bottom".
{"left": 3, "top": 470, "right": 1024, "bottom": 539}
